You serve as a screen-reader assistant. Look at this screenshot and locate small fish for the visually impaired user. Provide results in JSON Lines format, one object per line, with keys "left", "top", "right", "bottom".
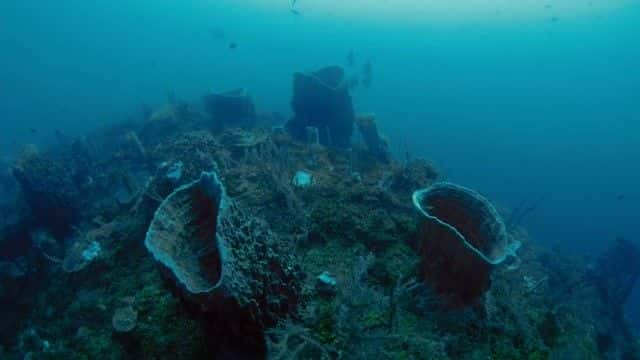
{"left": 550, "top": 17, "right": 559, "bottom": 22}
{"left": 361, "top": 60, "right": 372, "bottom": 88}
{"left": 347, "top": 75, "right": 359, "bottom": 91}
{"left": 290, "top": 0, "right": 300, "bottom": 15}
{"left": 29, "top": 128, "right": 38, "bottom": 134}
{"left": 347, "top": 49, "right": 355, "bottom": 67}
{"left": 210, "top": 28, "right": 226, "bottom": 40}
{"left": 166, "top": 89, "right": 176, "bottom": 104}
{"left": 545, "top": 4, "right": 552, "bottom": 9}
{"left": 140, "top": 103, "right": 152, "bottom": 121}
{"left": 617, "top": 194, "right": 625, "bottom": 201}
{"left": 229, "top": 42, "right": 237, "bottom": 50}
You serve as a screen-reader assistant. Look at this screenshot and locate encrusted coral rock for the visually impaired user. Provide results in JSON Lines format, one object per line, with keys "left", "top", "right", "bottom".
{"left": 286, "top": 65, "right": 355, "bottom": 147}
{"left": 62, "top": 239, "right": 101, "bottom": 273}
{"left": 112, "top": 306, "right": 138, "bottom": 333}
{"left": 391, "top": 159, "right": 439, "bottom": 196}
{"left": 412, "top": 182, "right": 520, "bottom": 306}
{"left": 219, "top": 128, "right": 270, "bottom": 160}
{"left": 139, "top": 103, "right": 197, "bottom": 145}
{"left": 203, "top": 88, "right": 256, "bottom": 131}
{"left": 151, "top": 131, "right": 222, "bottom": 183}
{"left": 292, "top": 170, "right": 313, "bottom": 188}
{"left": 145, "top": 170, "right": 301, "bottom": 326}
{"left": 11, "top": 145, "right": 79, "bottom": 236}
{"left": 165, "top": 161, "right": 184, "bottom": 183}
{"left": 0, "top": 157, "right": 18, "bottom": 206}
{"left": 356, "top": 114, "right": 390, "bottom": 162}
{"left": 316, "top": 271, "right": 337, "bottom": 296}
{"left": 588, "top": 237, "right": 640, "bottom": 307}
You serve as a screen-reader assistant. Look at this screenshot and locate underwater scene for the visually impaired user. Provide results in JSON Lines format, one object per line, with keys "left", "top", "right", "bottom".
{"left": 1, "top": 0, "right": 639, "bottom": 359}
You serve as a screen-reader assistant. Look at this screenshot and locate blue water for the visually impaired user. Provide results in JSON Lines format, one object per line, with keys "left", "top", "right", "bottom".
{"left": 2, "top": 0, "right": 639, "bottom": 328}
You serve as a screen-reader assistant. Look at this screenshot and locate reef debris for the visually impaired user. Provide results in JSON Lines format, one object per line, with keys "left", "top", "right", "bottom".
{"left": 390, "top": 158, "right": 439, "bottom": 199}
{"left": 316, "top": 271, "right": 338, "bottom": 296}
{"left": 355, "top": 114, "right": 391, "bottom": 162}
{"left": 112, "top": 306, "right": 138, "bottom": 333}
{"left": 203, "top": 88, "right": 256, "bottom": 131}
{"left": 164, "top": 161, "right": 184, "bottom": 184}
{"left": 11, "top": 145, "right": 80, "bottom": 237}
{"left": 62, "top": 236, "right": 102, "bottom": 273}
{"left": 587, "top": 237, "right": 640, "bottom": 307}
{"left": 305, "top": 126, "right": 320, "bottom": 146}
{"left": 361, "top": 59, "right": 373, "bottom": 88}
{"left": 292, "top": 170, "right": 313, "bottom": 188}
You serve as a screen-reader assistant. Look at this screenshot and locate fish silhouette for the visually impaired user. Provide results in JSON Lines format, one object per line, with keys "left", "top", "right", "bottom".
{"left": 362, "top": 60, "right": 372, "bottom": 88}
{"left": 347, "top": 49, "right": 355, "bottom": 67}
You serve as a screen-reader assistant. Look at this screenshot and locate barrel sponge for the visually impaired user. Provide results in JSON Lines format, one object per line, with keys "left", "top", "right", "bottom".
{"left": 145, "top": 170, "right": 302, "bottom": 323}
{"left": 286, "top": 65, "right": 355, "bottom": 147}
{"left": 145, "top": 171, "right": 227, "bottom": 295}
{"left": 412, "top": 182, "right": 520, "bottom": 306}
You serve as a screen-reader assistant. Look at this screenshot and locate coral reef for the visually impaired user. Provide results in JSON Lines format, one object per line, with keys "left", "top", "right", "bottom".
{"left": 390, "top": 158, "right": 439, "bottom": 200}
{"left": 0, "top": 80, "right": 638, "bottom": 359}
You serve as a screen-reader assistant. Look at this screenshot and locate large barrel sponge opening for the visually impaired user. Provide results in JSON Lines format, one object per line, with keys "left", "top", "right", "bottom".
{"left": 145, "top": 171, "right": 225, "bottom": 294}
{"left": 412, "top": 182, "right": 519, "bottom": 306}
